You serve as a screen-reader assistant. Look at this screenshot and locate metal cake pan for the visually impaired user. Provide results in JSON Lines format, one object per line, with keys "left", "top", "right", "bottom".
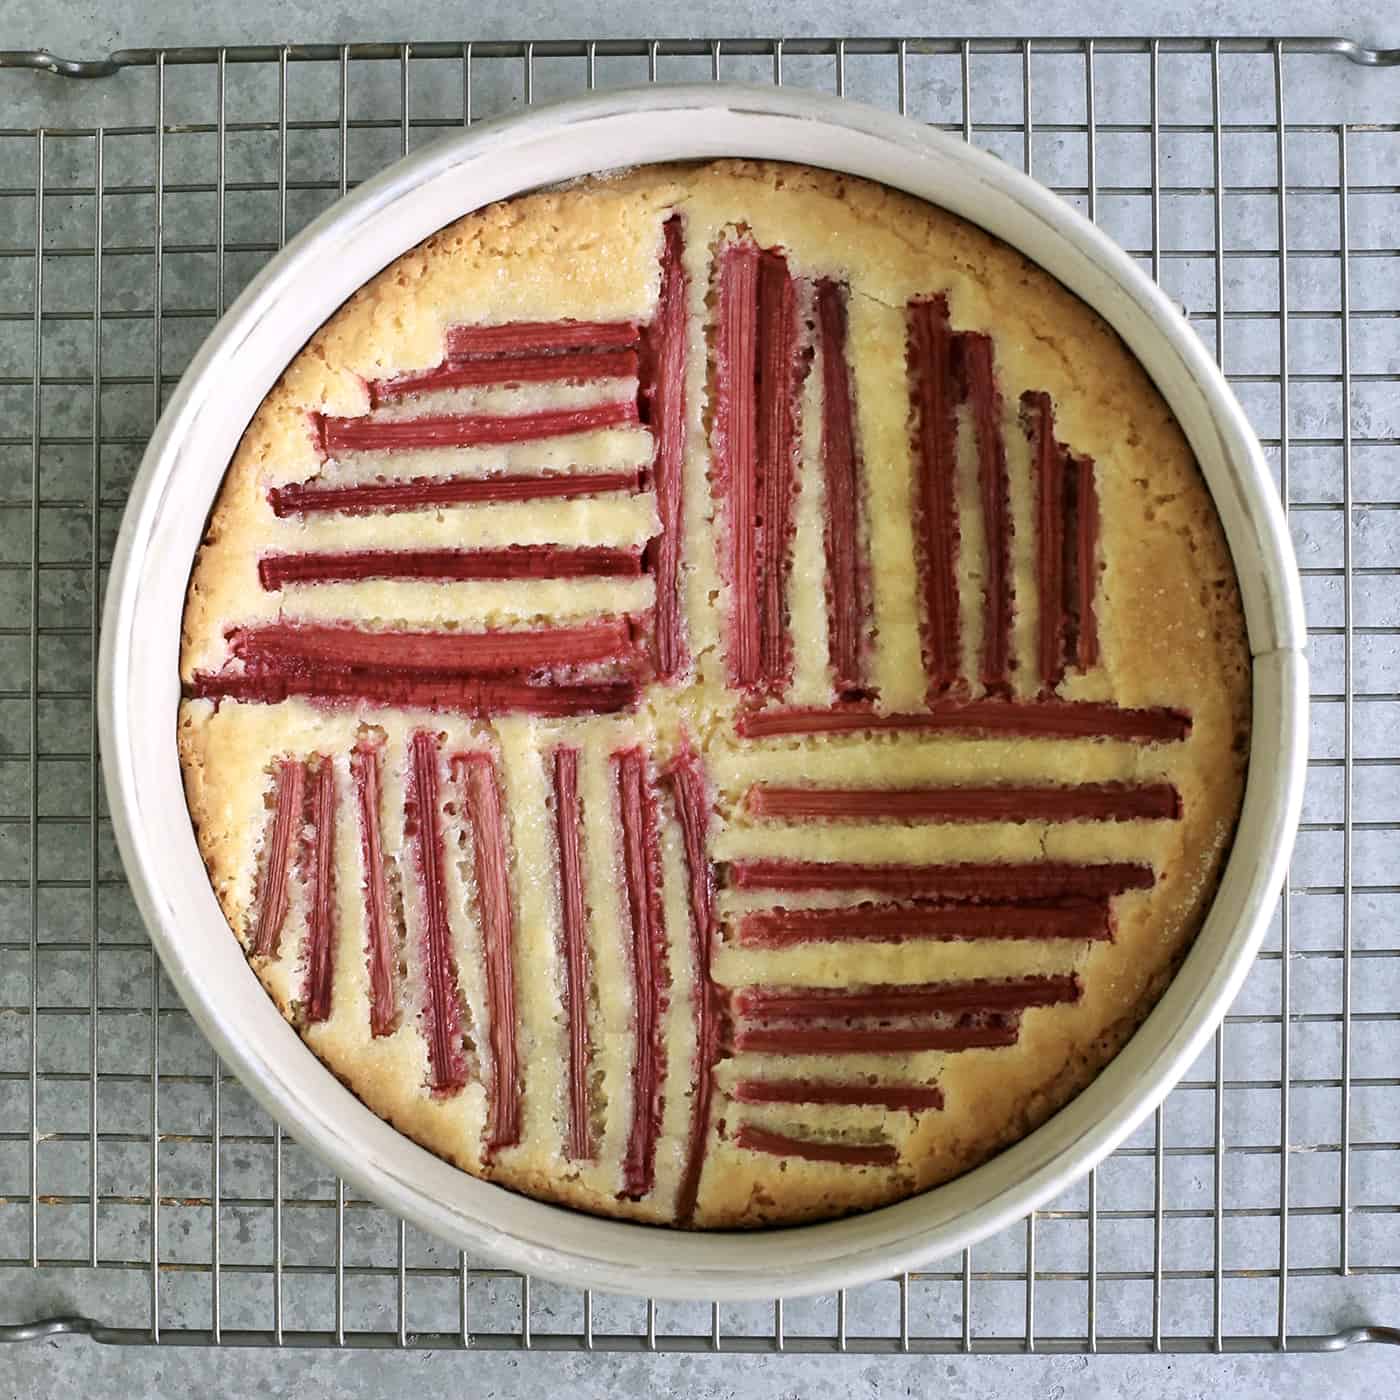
{"left": 97, "top": 84, "right": 1308, "bottom": 1301}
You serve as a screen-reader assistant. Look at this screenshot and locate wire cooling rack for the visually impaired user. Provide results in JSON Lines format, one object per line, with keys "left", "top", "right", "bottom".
{"left": 0, "top": 33, "right": 1398, "bottom": 1355}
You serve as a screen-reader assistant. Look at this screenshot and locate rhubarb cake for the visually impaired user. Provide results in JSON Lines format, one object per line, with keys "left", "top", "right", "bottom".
{"left": 178, "top": 160, "right": 1251, "bottom": 1228}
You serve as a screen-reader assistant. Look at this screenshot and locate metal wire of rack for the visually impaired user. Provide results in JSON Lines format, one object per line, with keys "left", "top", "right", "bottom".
{"left": 0, "top": 33, "right": 1397, "bottom": 1355}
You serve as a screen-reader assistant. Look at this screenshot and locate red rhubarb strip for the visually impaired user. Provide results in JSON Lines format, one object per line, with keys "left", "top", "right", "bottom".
{"left": 756, "top": 249, "right": 803, "bottom": 691}
{"left": 733, "top": 1124, "right": 899, "bottom": 1168}
{"left": 615, "top": 747, "right": 668, "bottom": 1199}
{"left": 269, "top": 468, "right": 641, "bottom": 517}
{"left": 639, "top": 214, "right": 690, "bottom": 682}
{"left": 715, "top": 241, "right": 762, "bottom": 688}
{"left": 961, "top": 334, "right": 1013, "bottom": 694}
{"left": 733, "top": 1079, "right": 944, "bottom": 1112}
{"left": 189, "top": 669, "right": 639, "bottom": 717}
{"left": 300, "top": 757, "right": 338, "bottom": 1025}
{"left": 456, "top": 752, "right": 520, "bottom": 1157}
{"left": 552, "top": 747, "right": 594, "bottom": 1162}
{"left": 1023, "top": 391, "right": 1068, "bottom": 690}
{"left": 371, "top": 348, "right": 639, "bottom": 404}
{"left": 228, "top": 619, "right": 634, "bottom": 675}
{"left": 1021, "top": 390, "right": 1102, "bottom": 682}
{"left": 662, "top": 746, "right": 718, "bottom": 1226}
{"left": 258, "top": 544, "right": 643, "bottom": 589}
{"left": 445, "top": 320, "right": 640, "bottom": 358}
{"left": 728, "top": 859, "right": 1156, "bottom": 900}
{"left": 734, "top": 1022, "right": 1020, "bottom": 1054}
{"left": 816, "top": 279, "right": 870, "bottom": 698}
{"left": 1074, "top": 448, "right": 1100, "bottom": 670}
{"left": 714, "top": 239, "right": 805, "bottom": 691}
{"left": 406, "top": 731, "right": 469, "bottom": 1095}
{"left": 738, "top": 899, "right": 1112, "bottom": 948}
{"left": 350, "top": 741, "right": 399, "bottom": 1038}
{"left": 736, "top": 699, "right": 1191, "bottom": 743}
{"left": 907, "top": 296, "right": 963, "bottom": 696}
{"left": 734, "top": 975, "right": 1081, "bottom": 1021}
{"left": 250, "top": 757, "right": 305, "bottom": 959}
{"left": 746, "top": 781, "right": 1182, "bottom": 823}
{"left": 317, "top": 400, "right": 639, "bottom": 454}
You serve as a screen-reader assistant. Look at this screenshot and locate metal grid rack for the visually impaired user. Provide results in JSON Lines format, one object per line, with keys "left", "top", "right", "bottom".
{"left": 0, "top": 33, "right": 1397, "bottom": 1355}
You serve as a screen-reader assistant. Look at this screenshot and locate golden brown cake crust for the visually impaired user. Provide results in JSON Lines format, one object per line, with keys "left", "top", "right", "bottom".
{"left": 177, "top": 160, "right": 1251, "bottom": 1228}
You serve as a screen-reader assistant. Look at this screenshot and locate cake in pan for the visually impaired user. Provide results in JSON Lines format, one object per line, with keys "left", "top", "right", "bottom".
{"left": 178, "top": 161, "right": 1250, "bottom": 1227}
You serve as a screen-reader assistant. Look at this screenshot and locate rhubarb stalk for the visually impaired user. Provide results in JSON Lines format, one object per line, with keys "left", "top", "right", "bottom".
{"left": 731, "top": 1079, "right": 944, "bottom": 1112}
{"left": 663, "top": 746, "right": 718, "bottom": 1226}
{"left": 733, "top": 975, "right": 1081, "bottom": 1021}
{"left": 714, "top": 240, "right": 804, "bottom": 692}
{"left": 907, "top": 295, "right": 962, "bottom": 696}
{"left": 351, "top": 740, "right": 400, "bottom": 1038}
{"left": 406, "top": 731, "right": 469, "bottom": 1095}
{"left": 816, "top": 279, "right": 870, "bottom": 698}
{"left": 228, "top": 619, "right": 634, "bottom": 675}
{"left": 732, "top": 1124, "right": 899, "bottom": 1168}
{"left": 1022, "top": 390, "right": 1102, "bottom": 686}
{"left": 258, "top": 544, "right": 643, "bottom": 589}
{"left": 735, "top": 699, "right": 1190, "bottom": 744}
{"left": 715, "top": 242, "right": 762, "bottom": 688}
{"left": 552, "top": 747, "right": 594, "bottom": 1161}
{"left": 640, "top": 215, "right": 690, "bottom": 681}
{"left": 738, "top": 898, "right": 1112, "bottom": 948}
{"left": 961, "top": 333, "right": 1013, "bottom": 694}
{"left": 370, "top": 348, "right": 639, "bottom": 405}
{"left": 733, "top": 1021, "right": 1020, "bottom": 1055}
{"left": 615, "top": 747, "right": 668, "bottom": 1199}
{"left": 445, "top": 320, "right": 640, "bottom": 357}
{"left": 746, "top": 781, "right": 1182, "bottom": 823}
{"left": 1075, "top": 449, "right": 1100, "bottom": 670}
{"left": 456, "top": 752, "right": 521, "bottom": 1156}
{"left": 728, "top": 859, "right": 1156, "bottom": 901}
{"left": 250, "top": 757, "right": 305, "bottom": 959}
{"left": 190, "top": 669, "right": 640, "bottom": 717}
{"left": 269, "top": 469, "right": 642, "bottom": 518}
{"left": 1024, "top": 390, "right": 1068, "bottom": 690}
{"left": 300, "top": 756, "right": 337, "bottom": 1025}
{"left": 756, "top": 249, "right": 802, "bottom": 690}
{"left": 317, "top": 399, "right": 639, "bottom": 455}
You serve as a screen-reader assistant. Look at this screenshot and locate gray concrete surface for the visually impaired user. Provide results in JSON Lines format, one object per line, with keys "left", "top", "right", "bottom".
{"left": 2, "top": 0, "right": 1399, "bottom": 1395}
{"left": 2, "top": 1339, "right": 1399, "bottom": 1400}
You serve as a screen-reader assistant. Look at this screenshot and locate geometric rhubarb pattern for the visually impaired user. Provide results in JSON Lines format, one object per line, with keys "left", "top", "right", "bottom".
{"left": 199, "top": 207, "right": 1192, "bottom": 1223}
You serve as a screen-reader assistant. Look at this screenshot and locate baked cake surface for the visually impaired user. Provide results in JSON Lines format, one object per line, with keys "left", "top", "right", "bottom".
{"left": 178, "top": 160, "right": 1251, "bottom": 1228}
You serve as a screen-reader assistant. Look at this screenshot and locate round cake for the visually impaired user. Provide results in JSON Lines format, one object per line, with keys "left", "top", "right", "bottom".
{"left": 178, "top": 160, "right": 1250, "bottom": 1228}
